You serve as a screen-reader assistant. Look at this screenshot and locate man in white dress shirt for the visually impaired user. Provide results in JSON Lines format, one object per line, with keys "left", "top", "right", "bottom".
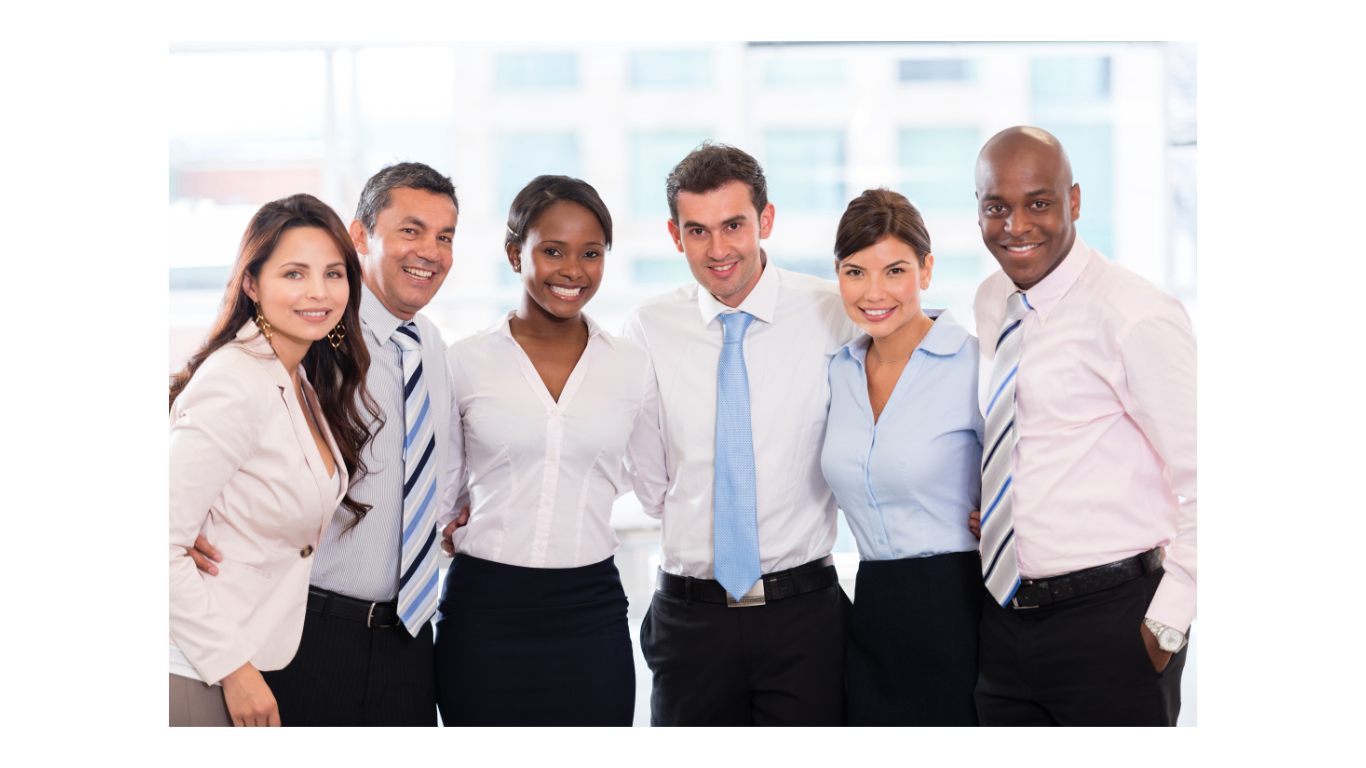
{"left": 622, "top": 142, "right": 859, "bottom": 726}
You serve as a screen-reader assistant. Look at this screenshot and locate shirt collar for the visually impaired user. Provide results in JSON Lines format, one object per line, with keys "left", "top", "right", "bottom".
{"left": 840, "top": 308, "right": 968, "bottom": 365}
{"left": 696, "top": 255, "right": 780, "bottom": 328}
{"left": 1016, "top": 235, "right": 1092, "bottom": 326}
{"left": 491, "top": 309, "right": 616, "bottom": 349}
{"left": 358, "top": 282, "right": 408, "bottom": 344}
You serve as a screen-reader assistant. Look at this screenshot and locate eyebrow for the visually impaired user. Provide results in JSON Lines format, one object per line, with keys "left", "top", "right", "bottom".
{"left": 399, "top": 216, "right": 427, "bottom": 229}
{"left": 279, "top": 261, "right": 346, "bottom": 269}
{"left": 682, "top": 214, "right": 747, "bottom": 230}
{"left": 540, "top": 239, "right": 606, "bottom": 247}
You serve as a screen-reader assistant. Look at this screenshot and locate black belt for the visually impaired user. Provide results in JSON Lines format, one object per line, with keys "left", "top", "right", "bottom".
{"left": 655, "top": 556, "right": 837, "bottom": 607}
{"left": 306, "top": 587, "right": 401, "bottom": 628}
{"left": 1010, "top": 547, "right": 1164, "bottom": 609}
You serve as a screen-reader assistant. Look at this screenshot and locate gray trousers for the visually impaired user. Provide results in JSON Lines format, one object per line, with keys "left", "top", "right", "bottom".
{"left": 169, "top": 673, "right": 231, "bottom": 727}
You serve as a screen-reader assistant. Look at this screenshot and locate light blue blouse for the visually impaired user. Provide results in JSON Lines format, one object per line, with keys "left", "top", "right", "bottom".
{"left": 820, "top": 309, "right": 984, "bottom": 561}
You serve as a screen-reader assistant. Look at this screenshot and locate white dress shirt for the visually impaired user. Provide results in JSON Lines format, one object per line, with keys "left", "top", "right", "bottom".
{"left": 440, "top": 312, "right": 665, "bottom": 568}
{"left": 974, "top": 236, "right": 1197, "bottom": 632}
{"left": 623, "top": 261, "right": 861, "bottom": 579}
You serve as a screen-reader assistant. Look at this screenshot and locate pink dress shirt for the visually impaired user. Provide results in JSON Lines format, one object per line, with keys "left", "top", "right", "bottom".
{"left": 169, "top": 323, "right": 349, "bottom": 685}
{"left": 974, "top": 237, "right": 1196, "bottom": 632}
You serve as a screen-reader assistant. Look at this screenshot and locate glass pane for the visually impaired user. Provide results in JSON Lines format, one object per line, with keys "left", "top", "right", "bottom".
{"left": 765, "top": 130, "right": 845, "bottom": 212}
{"left": 899, "top": 59, "right": 975, "bottom": 82}
{"left": 899, "top": 127, "right": 980, "bottom": 213}
{"left": 631, "top": 131, "right": 712, "bottom": 217}
{"left": 764, "top": 58, "right": 845, "bottom": 88}
{"left": 929, "top": 254, "right": 982, "bottom": 285}
{"left": 629, "top": 50, "right": 711, "bottom": 88}
{"left": 633, "top": 258, "right": 694, "bottom": 285}
{"left": 1031, "top": 56, "right": 1111, "bottom": 107}
{"left": 496, "top": 52, "right": 578, "bottom": 89}
{"left": 496, "top": 133, "right": 581, "bottom": 213}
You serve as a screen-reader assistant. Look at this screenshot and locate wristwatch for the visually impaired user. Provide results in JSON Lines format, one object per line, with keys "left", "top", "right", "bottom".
{"left": 1143, "top": 618, "right": 1187, "bottom": 653}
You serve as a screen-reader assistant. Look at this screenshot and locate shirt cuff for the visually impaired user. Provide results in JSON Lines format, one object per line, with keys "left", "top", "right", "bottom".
{"left": 1145, "top": 572, "right": 1195, "bottom": 634}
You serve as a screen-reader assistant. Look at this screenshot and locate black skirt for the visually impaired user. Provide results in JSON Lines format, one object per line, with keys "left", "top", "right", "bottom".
{"left": 846, "top": 550, "right": 984, "bottom": 726}
{"left": 433, "top": 553, "right": 635, "bottom": 726}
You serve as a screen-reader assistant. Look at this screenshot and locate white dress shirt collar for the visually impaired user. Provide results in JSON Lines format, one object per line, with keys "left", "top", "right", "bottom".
{"left": 695, "top": 253, "right": 781, "bottom": 328}
{"left": 358, "top": 282, "right": 408, "bottom": 344}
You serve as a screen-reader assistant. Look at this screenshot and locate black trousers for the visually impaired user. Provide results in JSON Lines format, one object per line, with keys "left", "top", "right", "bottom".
{"left": 261, "top": 594, "right": 437, "bottom": 727}
{"left": 847, "top": 552, "right": 983, "bottom": 726}
{"left": 975, "top": 567, "right": 1188, "bottom": 726}
{"left": 640, "top": 576, "right": 850, "bottom": 726}
{"left": 434, "top": 554, "right": 635, "bottom": 727}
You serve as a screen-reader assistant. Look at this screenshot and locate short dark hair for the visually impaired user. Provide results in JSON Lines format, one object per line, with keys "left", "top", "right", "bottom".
{"left": 665, "top": 141, "right": 768, "bottom": 224}
{"left": 834, "top": 188, "right": 932, "bottom": 266}
{"left": 505, "top": 175, "right": 613, "bottom": 253}
{"left": 354, "top": 162, "right": 458, "bottom": 232}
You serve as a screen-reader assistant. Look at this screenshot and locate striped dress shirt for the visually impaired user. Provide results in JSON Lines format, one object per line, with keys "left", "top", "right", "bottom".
{"left": 309, "top": 284, "right": 453, "bottom": 602}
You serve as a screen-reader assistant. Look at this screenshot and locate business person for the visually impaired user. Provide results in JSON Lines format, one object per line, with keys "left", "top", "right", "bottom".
{"left": 169, "top": 193, "right": 376, "bottom": 726}
{"left": 192, "top": 163, "right": 460, "bottom": 726}
{"left": 622, "top": 142, "right": 860, "bottom": 726}
{"left": 434, "top": 175, "right": 664, "bottom": 726}
{"left": 971, "top": 127, "right": 1196, "bottom": 726}
{"left": 820, "top": 188, "right": 985, "bottom": 726}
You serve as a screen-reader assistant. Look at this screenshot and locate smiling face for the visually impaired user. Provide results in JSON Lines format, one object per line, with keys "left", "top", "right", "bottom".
{"left": 243, "top": 226, "right": 349, "bottom": 358}
{"left": 350, "top": 186, "right": 458, "bottom": 320}
{"left": 668, "top": 180, "right": 774, "bottom": 308}
{"left": 975, "top": 133, "right": 1081, "bottom": 291}
{"left": 509, "top": 199, "right": 606, "bottom": 320}
{"left": 837, "top": 236, "right": 933, "bottom": 341}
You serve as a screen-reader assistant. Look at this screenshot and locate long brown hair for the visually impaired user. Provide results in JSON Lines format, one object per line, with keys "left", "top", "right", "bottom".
{"left": 170, "top": 193, "right": 382, "bottom": 530}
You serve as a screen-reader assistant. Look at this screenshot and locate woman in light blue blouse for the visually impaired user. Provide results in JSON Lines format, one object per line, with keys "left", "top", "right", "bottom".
{"left": 820, "top": 188, "right": 984, "bottom": 726}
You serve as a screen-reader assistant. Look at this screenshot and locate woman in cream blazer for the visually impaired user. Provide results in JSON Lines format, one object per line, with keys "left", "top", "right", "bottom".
{"left": 169, "top": 194, "right": 377, "bottom": 727}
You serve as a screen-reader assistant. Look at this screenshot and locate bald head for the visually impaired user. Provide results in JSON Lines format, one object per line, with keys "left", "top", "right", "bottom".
{"left": 975, "top": 126, "right": 1073, "bottom": 192}
{"left": 973, "top": 126, "right": 1081, "bottom": 290}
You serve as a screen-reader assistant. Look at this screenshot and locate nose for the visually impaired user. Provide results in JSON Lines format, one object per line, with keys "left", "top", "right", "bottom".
{"left": 1004, "top": 210, "right": 1032, "bottom": 238}
{"left": 865, "top": 273, "right": 886, "bottom": 301}
{"left": 306, "top": 272, "right": 328, "bottom": 299}
{"left": 559, "top": 254, "right": 585, "bottom": 281}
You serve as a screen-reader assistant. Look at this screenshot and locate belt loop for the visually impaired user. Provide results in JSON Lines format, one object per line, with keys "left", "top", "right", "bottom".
{"left": 322, "top": 591, "right": 334, "bottom": 621}
{"left": 685, "top": 576, "right": 693, "bottom": 606}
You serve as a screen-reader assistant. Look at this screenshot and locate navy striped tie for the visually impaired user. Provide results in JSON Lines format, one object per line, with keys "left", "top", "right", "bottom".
{"left": 980, "top": 291, "right": 1032, "bottom": 607}
{"left": 393, "top": 323, "right": 439, "bottom": 635}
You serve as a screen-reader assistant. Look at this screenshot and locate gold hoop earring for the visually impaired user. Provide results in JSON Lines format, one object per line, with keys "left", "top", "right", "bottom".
{"left": 253, "top": 301, "right": 274, "bottom": 340}
{"left": 328, "top": 319, "right": 346, "bottom": 350}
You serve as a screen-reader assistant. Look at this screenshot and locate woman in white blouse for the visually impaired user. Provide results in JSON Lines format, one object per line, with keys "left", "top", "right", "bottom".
{"left": 169, "top": 194, "right": 378, "bottom": 726}
{"left": 434, "top": 175, "right": 665, "bottom": 726}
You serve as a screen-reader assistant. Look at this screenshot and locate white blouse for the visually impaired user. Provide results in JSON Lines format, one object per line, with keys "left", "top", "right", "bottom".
{"left": 440, "top": 312, "right": 667, "bottom": 569}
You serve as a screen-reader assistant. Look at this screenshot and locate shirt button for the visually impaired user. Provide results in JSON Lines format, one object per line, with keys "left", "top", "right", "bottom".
{"left": 300, "top": 545, "right": 314, "bottom": 558}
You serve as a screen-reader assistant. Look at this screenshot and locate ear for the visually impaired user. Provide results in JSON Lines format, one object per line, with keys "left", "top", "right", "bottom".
{"left": 349, "top": 219, "right": 369, "bottom": 255}
{"left": 758, "top": 202, "right": 776, "bottom": 239}
{"left": 505, "top": 242, "right": 522, "bottom": 273}
{"left": 1069, "top": 183, "right": 1081, "bottom": 222}
{"left": 242, "top": 272, "right": 259, "bottom": 303}
{"left": 920, "top": 253, "right": 934, "bottom": 289}
{"left": 666, "top": 219, "right": 685, "bottom": 253}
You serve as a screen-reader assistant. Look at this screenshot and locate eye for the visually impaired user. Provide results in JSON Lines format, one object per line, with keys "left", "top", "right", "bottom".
{"left": 889, "top": 267, "right": 905, "bottom": 275}
{"left": 726, "top": 222, "right": 741, "bottom": 231}
{"left": 401, "top": 228, "right": 417, "bottom": 235}
{"left": 843, "top": 268, "right": 862, "bottom": 277}
{"left": 583, "top": 250, "right": 601, "bottom": 259}
{"left": 285, "top": 270, "right": 302, "bottom": 278}
{"left": 544, "top": 248, "right": 561, "bottom": 257}
{"left": 1031, "top": 200, "right": 1050, "bottom": 210}
{"left": 327, "top": 270, "right": 344, "bottom": 279}
{"left": 986, "top": 204, "right": 1005, "bottom": 215}
{"left": 690, "top": 228, "right": 705, "bottom": 237}
{"left": 438, "top": 235, "right": 452, "bottom": 244}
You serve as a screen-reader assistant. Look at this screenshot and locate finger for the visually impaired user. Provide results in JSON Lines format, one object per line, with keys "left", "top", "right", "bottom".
{"left": 187, "top": 548, "right": 219, "bottom": 576}
{"left": 269, "top": 708, "right": 281, "bottom": 727}
{"left": 194, "top": 534, "right": 223, "bottom": 562}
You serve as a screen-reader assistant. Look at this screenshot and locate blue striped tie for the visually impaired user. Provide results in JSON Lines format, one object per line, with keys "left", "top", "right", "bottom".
{"left": 393, "top": 323, "right": 439, "bottom": 635}
{"left": 713, "top": 311, "right": 761, "bottom": 602}
{"left": 980, "top": 292, "right": 1032, "bottom": 607}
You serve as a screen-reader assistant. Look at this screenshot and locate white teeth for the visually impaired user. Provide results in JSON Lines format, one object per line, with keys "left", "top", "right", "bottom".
{"left": 1007, "top": 244, "right": 1039, "bottom": 253}
{"left": 549, "top": 285, "right": 583, "bottom": 297}
{"left": 864, "top": 308, "right": 891, "bottom": 316}
{"left": 709, "top": 263, "right": 736, "bottom": 272}
{"left": 403, "top": 267, "right": 434, "bottom": 278}
{"left": 297, "top": 311, "right": 327, "bottom": 317}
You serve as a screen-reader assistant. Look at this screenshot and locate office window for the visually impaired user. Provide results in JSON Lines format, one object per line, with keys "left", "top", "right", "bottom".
{"left": 355, "top": 47, "right": 456, "bottom": 174}
{"left": 631, "top": 130, "right": 711, "bottom": 217}
{"left": 496, "top": 52, "right": 578, "bottom": 90}
{"left": 633, "top": 257, "right": 694, "bottom": 286}
{"left": 1030, "top": 57, "right": 1114, "bottom": 257}
{"left": 899, "top": 127, "right": 980, "bottom": 213}
{"left": 928, "top": 254, "right": 982, "bottom": 285}
{"left": 629, "top": 50, "right": 711, "bottom": 88}
{"left": 496, "top": 133, "right": 580, "bottom": 213}
{"left": 765, "top": 130, "right": 845, "bottom": 212}
{"left": 764, "top": 58, "right": 846, "bottom": 88}
{"left": 1035, "top": 123, "right": 1114, "bottom": 257}
{"left": 777, "top": 257, "right": 836, "bottom": 279}
{"left": 1031, "top": 56, "right": 1111, "bottom": 108}
{"left": 899, "top": 59, "right": 975, "bottom": 82}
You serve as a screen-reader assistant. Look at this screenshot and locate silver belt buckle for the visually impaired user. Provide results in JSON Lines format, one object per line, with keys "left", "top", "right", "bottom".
{"left": 366, "top": 602, "right": 378, "bottom": 628}
{"left": 1011, "top": 580, "right": 1039, "bottom": 610}
{"left": 726, "top": 579, "right": 767, "bottom": 608}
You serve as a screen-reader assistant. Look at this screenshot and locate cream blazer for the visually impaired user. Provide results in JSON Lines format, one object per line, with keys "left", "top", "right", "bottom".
{"left": 169, "top": 322, "right": 348, "bottom": 685}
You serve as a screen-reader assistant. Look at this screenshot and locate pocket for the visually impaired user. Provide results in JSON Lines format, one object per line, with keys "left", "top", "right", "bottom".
{"left": 217, "top": 558, "right": 273, "bottom": 581}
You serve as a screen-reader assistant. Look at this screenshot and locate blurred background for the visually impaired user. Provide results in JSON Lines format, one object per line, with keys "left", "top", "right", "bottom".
{"left": 169, "top": 40, "right": 1197, "bottom": 726}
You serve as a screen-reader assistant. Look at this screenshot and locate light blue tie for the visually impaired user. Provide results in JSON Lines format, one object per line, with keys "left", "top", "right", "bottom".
{"left": 713, "top": 311, "right": 761, "bottom": 601}
{"left": 393, "top": 323, "right": 440, "bottom": 636}
{"left": 980, "top": 292, "right": 1032, "bottom": 607}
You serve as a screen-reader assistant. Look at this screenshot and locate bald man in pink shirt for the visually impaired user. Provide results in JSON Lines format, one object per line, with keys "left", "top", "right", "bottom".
{"left": 969, "top": 127, "right": 1195, "bottom": 726}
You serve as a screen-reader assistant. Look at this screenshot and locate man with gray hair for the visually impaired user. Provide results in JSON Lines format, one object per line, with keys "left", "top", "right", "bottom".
{"left": 192, "top": 162, "right": 459, "bottom": 726}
